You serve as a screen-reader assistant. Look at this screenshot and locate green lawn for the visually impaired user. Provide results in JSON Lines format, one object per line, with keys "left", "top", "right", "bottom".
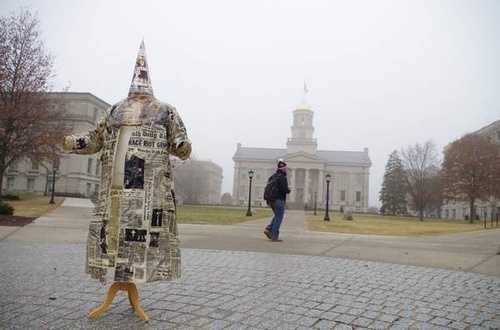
{"left": 4, "top": 197, "right": 492, "bottom": 236}
{"left": 177, "top": 205, "right": 273, "bottom": 225}
{"left": 3, "top": 194, "right": 64, "bottom": 217}
{"left": 306, "top": 211, "right": 486, "bottom": 236}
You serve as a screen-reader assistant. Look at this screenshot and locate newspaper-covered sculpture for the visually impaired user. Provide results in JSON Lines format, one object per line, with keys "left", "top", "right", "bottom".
{"left": 63, "top": 41, "right": 191, "bottom": 284}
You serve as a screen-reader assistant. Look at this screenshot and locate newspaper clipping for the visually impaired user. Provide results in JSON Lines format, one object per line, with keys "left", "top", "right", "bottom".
{"left": 86, "top": 124, "right": 181, "bottom": 284}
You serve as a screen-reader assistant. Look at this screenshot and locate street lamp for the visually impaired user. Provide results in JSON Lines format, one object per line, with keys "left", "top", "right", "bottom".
{"left": 314, "top": 191, "right": 317, "bottom": 215}
{"left": 49, "top": 155, "right": 60, "bottom": 204}
{"left": 324, "top": 173, "right": 331, "bottom": 221}
{"left": 246, "top": 169, "right": 254, "bottom": 216}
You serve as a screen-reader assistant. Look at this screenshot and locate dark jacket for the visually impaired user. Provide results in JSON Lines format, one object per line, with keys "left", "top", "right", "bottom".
{"left": 275, "top": 169, "right": 291, "bottom": 201}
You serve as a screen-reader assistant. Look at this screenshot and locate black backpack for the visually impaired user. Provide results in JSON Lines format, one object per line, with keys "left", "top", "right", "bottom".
{"left": 263, "top": 173, "right": 279, "bottom": 202}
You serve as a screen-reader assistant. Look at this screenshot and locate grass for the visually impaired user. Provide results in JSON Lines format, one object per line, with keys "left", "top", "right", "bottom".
{"left": 306, "top": 211, "right": 486, "bottom": 236}
{"left": 177, "top": 205, "right": 273, "bottom": 225}
{"left": 3, "top": 194, "right": 64, "bottom": 217}
{"left": 3, "top": 196, "right": 491, "bottom": 236}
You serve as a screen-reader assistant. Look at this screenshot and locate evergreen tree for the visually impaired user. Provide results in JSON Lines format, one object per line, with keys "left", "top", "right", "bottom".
{"left": 379, "top": 150, "right": 407, "bottom": 215}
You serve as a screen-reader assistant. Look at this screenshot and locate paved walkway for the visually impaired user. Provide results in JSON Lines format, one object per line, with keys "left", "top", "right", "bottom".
{"left": 1, "top": 198, "right": 499, "bottom": 329}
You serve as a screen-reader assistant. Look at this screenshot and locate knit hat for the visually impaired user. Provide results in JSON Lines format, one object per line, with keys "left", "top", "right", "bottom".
{"left": 128, "top": 40, "right": 154, "bottom": 97}
{"left": 277, "top": 159, "right": 287, "bottom": 169}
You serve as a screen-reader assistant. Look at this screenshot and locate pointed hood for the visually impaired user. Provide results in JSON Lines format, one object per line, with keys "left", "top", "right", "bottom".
{"left": 128, "top": 40, "right": 154, "bottom": 97}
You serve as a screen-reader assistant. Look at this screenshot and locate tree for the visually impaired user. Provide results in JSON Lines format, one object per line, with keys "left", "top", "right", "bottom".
{"left": 442, "top": 134, "right": 500, "bottom": 223}
{"left": 173, "top": 159, "right": 211, "bottom": 204}
{"left": 401, "top": 141, "right": 441, "bottom": 221}
{"left": 220, "top": 193, "right": 232, "bottom": 205}
{"left": 424, "top": 171, "right": 444, "bottom": 218}
{"left": 379, "top": 150, "right": 407, "bottom": 216}
{"left": 0, "top": 9, "right": 67, "bottom": 197}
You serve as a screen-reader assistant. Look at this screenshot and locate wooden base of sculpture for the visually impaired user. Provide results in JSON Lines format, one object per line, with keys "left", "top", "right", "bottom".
{"left": 89, "top": 281, "right": 148, "bottom": 322}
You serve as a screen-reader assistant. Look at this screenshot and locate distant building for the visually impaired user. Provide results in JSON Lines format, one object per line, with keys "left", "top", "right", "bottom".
{"left": 172, "top": 159, "right": 223, "bottom": 205}
{"left": 2, "top": 92, "right": 109, "bottom": 198}
{"left": 2, "top": 92, "right": 225, "bottom": 203}
{"left": 232, "top": 101, "right": 372, "bottom": 211}
{"left": 442, "top": 119, "right": 500, "bottom": 220}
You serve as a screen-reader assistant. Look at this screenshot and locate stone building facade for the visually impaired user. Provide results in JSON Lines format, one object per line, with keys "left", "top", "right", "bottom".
{"left": 232, "top": 102, "right": 372, "bottom": 212}
{"left": 2, "top": 92, "right": 109, "bottom": 198}
{"left": 442, "top": 119, "right": 500, "bottom": 220}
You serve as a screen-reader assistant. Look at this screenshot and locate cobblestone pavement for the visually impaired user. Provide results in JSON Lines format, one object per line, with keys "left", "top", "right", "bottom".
{"left": 1, "top": 242, "right": 499, "bottom": 329}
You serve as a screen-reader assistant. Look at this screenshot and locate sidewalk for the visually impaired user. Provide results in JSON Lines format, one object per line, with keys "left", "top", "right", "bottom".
{"left": 3, "top": 198, "right": 499, "bottom": 277}
{"left": 1, "top": 198, "right": 499, "bottom": 329}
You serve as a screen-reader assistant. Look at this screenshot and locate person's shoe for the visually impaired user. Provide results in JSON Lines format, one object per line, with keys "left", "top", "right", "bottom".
{"left": 270, "top": 239, "right": 283, "bottom": 242}
{"left": 263, "top": 229, "right": 271, "bottom": 239}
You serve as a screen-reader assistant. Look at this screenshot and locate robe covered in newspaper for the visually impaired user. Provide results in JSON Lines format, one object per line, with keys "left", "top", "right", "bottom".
{"left": 62, "top": 42, "right": 191, "bottom": 284}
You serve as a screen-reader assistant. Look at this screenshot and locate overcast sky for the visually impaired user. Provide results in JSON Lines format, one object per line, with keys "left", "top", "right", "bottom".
{"left": 2, "top": 0, "right": 499, "bottom": 206}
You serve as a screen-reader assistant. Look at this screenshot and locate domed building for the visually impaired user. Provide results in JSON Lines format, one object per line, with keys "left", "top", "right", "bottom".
{"left": 232, "top": 101, "right": 372, "bottom": 212}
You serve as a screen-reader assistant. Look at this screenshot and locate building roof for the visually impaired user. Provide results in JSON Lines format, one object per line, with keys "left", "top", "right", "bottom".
{"left": 233, "top": 146, "right": 371, "bottom": 166}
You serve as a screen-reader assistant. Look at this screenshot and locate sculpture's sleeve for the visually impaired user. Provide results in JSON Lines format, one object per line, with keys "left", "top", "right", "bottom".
{"left": 168, "top": 106, "right": 192, "bottom": 161}
{"left": 62, "top": 115, "right": 105, "bottom": 155}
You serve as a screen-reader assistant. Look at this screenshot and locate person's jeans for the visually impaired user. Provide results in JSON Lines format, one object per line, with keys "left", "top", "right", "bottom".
{"left": 266, "top": 199, "right": 285, "bottom": 240}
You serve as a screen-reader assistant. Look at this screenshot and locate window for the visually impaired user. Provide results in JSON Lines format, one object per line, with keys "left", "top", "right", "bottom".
{"left": 356, "top": 191, "right": 361, "bottom": 202}
{"left": 340, "top": 173, "right": 348, "bottom": 186}
{"left": 27, "top": 178, "right": 35, "bottom": 192}
{"left": 239, "top": 185, "right": 246, "bottom": 198}
{"left": 86, "top": 183, "right": 92, "bottom": 197}
{"left": 31, "top": 161, "right": 39, "bottom": 170}
{"left": 296, "top": 170, "right": 305, "bottom": 186}
{"left": 340, "top": 190, "right": 346, "bottom": 202}
{"left": 95, "top": 160, "right": 100, "bottom": 176}
{"left": 6, "top": 178, "right": 14, "bottom": 191}
{"left": 355, "top": 173, "right": 362, "bottom": 186}
{"left": 48, "top": 179, "right": 54, "bottom": 193}
{"left": 87, "top": 158, "right": 93, "bottom": 174}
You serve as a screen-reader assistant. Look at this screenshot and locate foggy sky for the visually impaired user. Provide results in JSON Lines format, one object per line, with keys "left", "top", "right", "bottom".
{"left": 1, "top": 0, "right": 499, "bottom": 206}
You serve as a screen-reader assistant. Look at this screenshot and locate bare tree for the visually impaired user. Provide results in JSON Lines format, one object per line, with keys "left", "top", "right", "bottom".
{"left": 442, "top": 134, "right": 500, "bottom": 223}
{"left": 401, "top": 141, "right": 441, "bottom": 221}
{"left": 220, "top": 193, "right": 232, "bottom": 205}
{"left": 425, "top": 171, "right": 443, "bottom": 218}
{"left": 0, "top": 8, "right": 67, "bottom": 196}
{"left": 173, "top": 159, "right": 211, "bottom": 204}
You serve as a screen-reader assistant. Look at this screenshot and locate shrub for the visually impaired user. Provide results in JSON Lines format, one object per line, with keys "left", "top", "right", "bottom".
{"left": 0, "top": 201, "right": 14, "bottom": 215}
{"left": 1, "top": 194, "right": 20, "bottom": 200}
{"left": 343, "top": 211, "right": 354, "bottom": 221}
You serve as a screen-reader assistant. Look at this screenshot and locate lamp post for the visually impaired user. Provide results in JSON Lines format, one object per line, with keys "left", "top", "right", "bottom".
{"left": 324, "top": 173, "right": 331, "bottom": 221}
{"left": 314, "top": 192, "right": 317, "bottom": 215}
{"left": 246, "top": 169, "right": 254, "bottom": 216}
{"left": 49, "top": 155, "right": 60, "bottom": 204}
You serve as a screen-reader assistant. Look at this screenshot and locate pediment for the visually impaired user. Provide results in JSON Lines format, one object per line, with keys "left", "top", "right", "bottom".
{"left": 284, "top": 152, "right": 324, "bottom": 163}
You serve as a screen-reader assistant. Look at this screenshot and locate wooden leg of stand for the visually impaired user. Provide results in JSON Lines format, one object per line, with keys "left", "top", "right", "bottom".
{"left": 88, "top": 282, "right": 121, "bottom": 319}
{"left": 126, "top": 283, "right": 149, "bottom": 322}
{"left": 89, "top": 282, "right": 148, "bottom": 322}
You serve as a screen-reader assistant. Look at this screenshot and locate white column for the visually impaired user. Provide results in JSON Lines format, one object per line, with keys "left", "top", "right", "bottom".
{"left": 319, "top": 169, "right": 324, "bottom": 207}
{"left": 304, "top": 169, "right": 310, "bottom": 204}
{"left": 289, "top": 168, "right": 295, "bottom": 201}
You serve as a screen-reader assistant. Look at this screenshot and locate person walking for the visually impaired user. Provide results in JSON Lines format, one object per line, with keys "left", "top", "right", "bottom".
{"left": 264, "top": 159, "right": 291, "bottom": 242}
